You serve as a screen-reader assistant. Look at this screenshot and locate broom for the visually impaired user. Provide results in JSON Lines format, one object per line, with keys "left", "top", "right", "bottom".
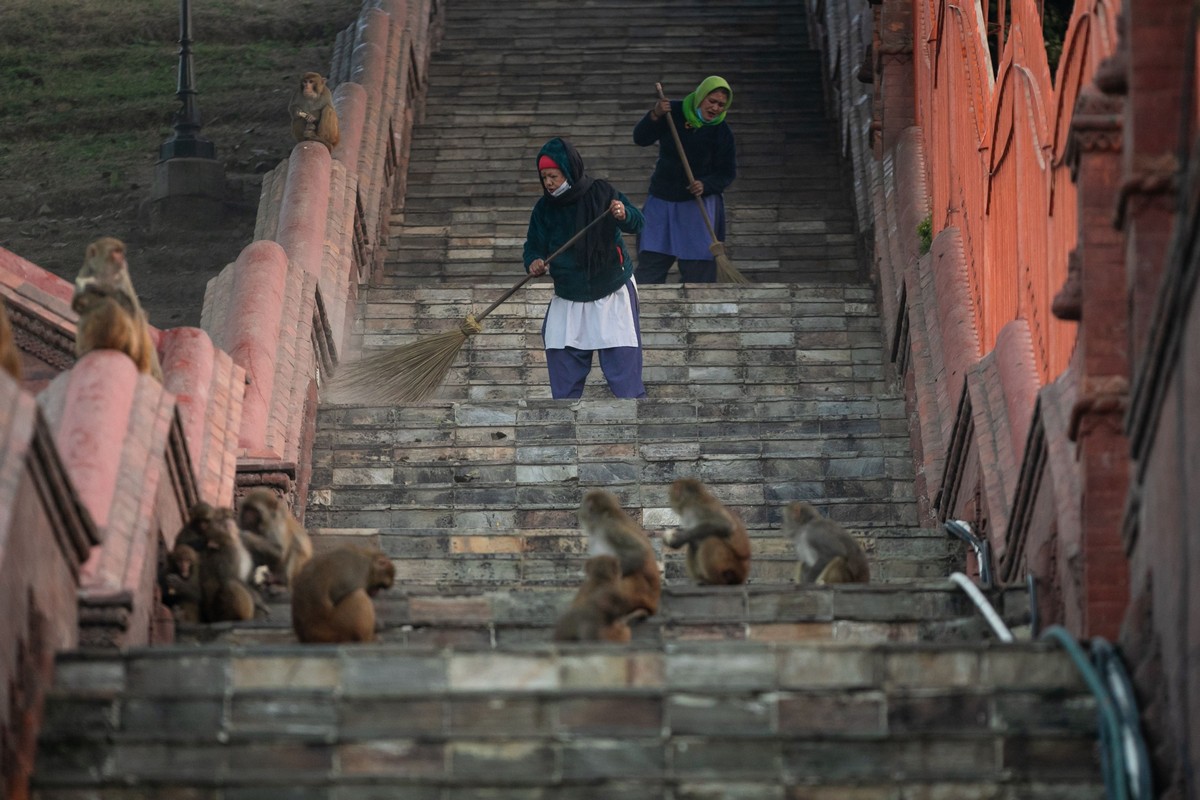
{"left": 327, "top": 208, "right": 615, "bottom": 405}
{"left": 655, "top": 82, "right": 750, "bottom": 284}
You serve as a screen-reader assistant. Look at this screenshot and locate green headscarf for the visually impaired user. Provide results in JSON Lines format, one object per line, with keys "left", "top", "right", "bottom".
{"left": 681, "top": 76, "right": 733, "bottom": 128}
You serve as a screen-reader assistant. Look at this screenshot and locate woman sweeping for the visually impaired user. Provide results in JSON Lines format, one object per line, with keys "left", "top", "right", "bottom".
{"left": 633, "top": 76, "right": 736, "bottom": 284}
{"left": 524, "top": 137, "right": 647, "bottom": 399}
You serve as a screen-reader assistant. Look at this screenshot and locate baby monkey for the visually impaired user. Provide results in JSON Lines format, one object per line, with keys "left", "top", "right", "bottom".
{"left": 553, "top": 555, "right": 634, "bottom": 643}
{"left": 783, "top": 501, "right": 871, "bottom": 584}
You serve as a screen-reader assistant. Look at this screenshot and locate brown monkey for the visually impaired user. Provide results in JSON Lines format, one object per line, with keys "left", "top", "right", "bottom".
{"left": 576, "top": 489, "right": 661, "bottom": 617}
{"left": 290, "top": 545, "right": 395, "bottom": 643}
{"left": 783, "top": 501, "right": 871, "bottom": 585}
{"left": 197, "top": 506, "right": 261, "bottom": 623}
{"left": 175, "top": 501, "right": 221, "bottom": 551}
{"left": 0, "top": 300, "right": 21, "bottom": 380}
{"left": 553, "top": 555, "right": 635, "bottom": 643}
{"left": 238, "top": 488, "right": 313, "bottom": 588}
{"left": 163, "top": 543, "right": 202, "bottom": 624}
{"left": 72, "top": 237, "right": 162, "bottom": 381}
{"left": 664, "top": 478, "right": 752, "bottom": 586}
{"left": 288, "top": 72, "right": 340, "bottom": 150}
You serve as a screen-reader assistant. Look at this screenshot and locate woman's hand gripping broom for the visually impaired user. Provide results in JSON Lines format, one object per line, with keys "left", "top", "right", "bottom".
{"left": 326, "top": 208, "right": 614, "bottom": 405}
{"left": 655, "top": 82, "right": 749, "bottom": 284}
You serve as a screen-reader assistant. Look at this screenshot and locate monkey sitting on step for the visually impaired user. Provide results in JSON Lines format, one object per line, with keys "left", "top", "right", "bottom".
{"left": 290, "top": 545, "right": 395, "bottom": 643}
{"left": 162, "top": 543, "right": 202, "bottom": 624}
{"left": 238, "top": 488, "right": 313, "bottom": 590}
{"left": 663, "top": 478, "right": 751, "bottom": 585}
{"left": 197, "top": 505, "right": 265, "bottom": 623}
{"left": 553, "top": 555, "right": 635, "bottom": 643}
{"left": 576, "top": 489, "right": 661, "bottom": 618}
{"left": 783, "top": 501, "right": 871, "bottom": 584}
{"left": 71, "top": 237, "right": 162, "bottom": 381}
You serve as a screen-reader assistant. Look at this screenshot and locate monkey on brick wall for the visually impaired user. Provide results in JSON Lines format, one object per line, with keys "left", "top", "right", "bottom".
{"left": 783, "top": 501, "right": 870, "bottom": 585}
{"left": 663, "top": 478, "right": 751, "bottom": 585}
{"left": 288, "top": 72, "right": 340, "bottom": 150}
{"left": 71, "top": 237, "right": 162, "bottom": 381}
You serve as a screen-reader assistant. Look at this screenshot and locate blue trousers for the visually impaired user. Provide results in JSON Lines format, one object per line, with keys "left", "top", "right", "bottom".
{"left": 543, "top": 283, "right": 647, "bottom": 399}
{"left": 635, "top": 250, "right": 717, "bottom": 284}
{"left": 545, "top": 346, "right": 646, "bottom": 399}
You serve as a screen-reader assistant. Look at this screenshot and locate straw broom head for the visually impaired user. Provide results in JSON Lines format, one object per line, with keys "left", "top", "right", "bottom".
{"left": 711, "top": 241, "right": 750, "bottom": 284}
{"left": 324, "top": 314, "right": 482, "bottom": 405}
{"left": 324, "top": 211, "right": 611, "bottom": 406}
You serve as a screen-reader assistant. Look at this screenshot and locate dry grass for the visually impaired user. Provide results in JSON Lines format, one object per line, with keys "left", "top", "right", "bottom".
{"left": 0, "top": 0, "right": 360, "bottom": 327}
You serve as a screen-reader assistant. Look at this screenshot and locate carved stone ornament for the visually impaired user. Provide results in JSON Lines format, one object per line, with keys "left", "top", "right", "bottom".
{"left": 1051, "top": 249, "right": 1082, "bottom": 321}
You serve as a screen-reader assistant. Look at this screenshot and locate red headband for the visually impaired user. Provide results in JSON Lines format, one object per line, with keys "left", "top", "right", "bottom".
{"left": 538, "top": 155, "right": 560, "bottom": 172}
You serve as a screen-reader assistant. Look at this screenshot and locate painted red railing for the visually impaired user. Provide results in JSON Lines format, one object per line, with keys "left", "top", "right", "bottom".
{"left": 917, "top": 0, "right": 1118, "bottom": 382}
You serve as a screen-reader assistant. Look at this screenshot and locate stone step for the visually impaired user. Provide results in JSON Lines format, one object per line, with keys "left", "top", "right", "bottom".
{"left": 298, "top": 525, "right": 956, "bottom": 588}
{"left": 118, "top": 591, "right": 1015, "bottom": 655}
{"left": 34, "top": 642, "right": 1102, "bottom": 795}
{"left": 177, "top": 582, "right": 1025, "bottom": 648}
{"left": 345, "top": 283, "right": 895, "bottom": 399}
{"left": 310, "top": 395, "right": 918, "bottom": 523}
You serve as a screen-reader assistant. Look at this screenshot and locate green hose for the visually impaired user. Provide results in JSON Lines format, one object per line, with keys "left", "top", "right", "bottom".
{"left": 1040, "top": 625, "right": 1151, "bottom": 800}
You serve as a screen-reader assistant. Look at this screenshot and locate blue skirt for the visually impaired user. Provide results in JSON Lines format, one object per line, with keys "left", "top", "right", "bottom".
{"left": 638, "top": 194, "right": 726, "bottom": 260}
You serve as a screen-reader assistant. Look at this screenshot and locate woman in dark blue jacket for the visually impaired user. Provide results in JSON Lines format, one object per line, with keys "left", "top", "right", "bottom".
{"left": 523, "top": 137, "right": 647, "bottom": 399}
{"left": 633, "top": 76, "right": 736, "bottom": 283}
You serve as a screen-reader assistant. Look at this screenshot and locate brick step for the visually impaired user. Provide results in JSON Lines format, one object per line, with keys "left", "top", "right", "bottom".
{"left": 175, "top": 583, "right": 1025, "bottom": 648}
{"left": 297, "top": 526, "right": 956, "bottom": 587}
{"left": 34, "top": 642, "right": 1102, "bottom": 795}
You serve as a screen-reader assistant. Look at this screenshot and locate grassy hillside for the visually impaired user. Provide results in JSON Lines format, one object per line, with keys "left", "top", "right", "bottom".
{"left": 0, "top": 0, "right": 361, "bottom": 327}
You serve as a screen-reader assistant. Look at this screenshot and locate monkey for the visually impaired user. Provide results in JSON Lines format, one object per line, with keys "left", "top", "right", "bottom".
{"left": 783, "top": 501, "right": 871, "bottom": 585}
{"left": 553, "top": 555, "right": 635, "bottom": 643}
{"left": 71, "top": 237, "right": 162, "bottom": 381}
{"left": 663, "top": 478, "right": 752, "bottom": 586}
{"left": 576, "top": 489, "right": 661, "bottom": 618}
{"left": 174, "top": 501, "right": 221, "bottom": 551}
{"left": 288, "top": 72, "right": 340, "bottom": 150}
{"left": 162, "top": 543, "right": 202, "bottom": 624}
{"left": 0, "top": 300, "right": 21, "bottom": 380}
{"left": 290, "top": 545, "right": 395, "bottom": 643}
{"left": 238, "top": 488, "right": 313, "bottom": 589}
{"left": 197, "top": 505, "right": 262, "bottom": 623}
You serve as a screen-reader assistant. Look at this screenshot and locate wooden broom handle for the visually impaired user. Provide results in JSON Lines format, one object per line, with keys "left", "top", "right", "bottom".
{"left": 476, "top": 207, "right": 615, "bottom": 321}
{"left": 655, "top": 82, "right": 721, "bottom": 244}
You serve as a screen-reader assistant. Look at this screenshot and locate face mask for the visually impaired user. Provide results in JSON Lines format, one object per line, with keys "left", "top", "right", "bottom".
{"left": 551, "top": 180, "right": 572, "bottom": 197}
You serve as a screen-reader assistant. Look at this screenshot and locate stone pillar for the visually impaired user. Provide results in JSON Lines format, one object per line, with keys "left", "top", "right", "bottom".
{"left": 877, "top": 0, "right": 915, "bottom": 157}
{"left": 1059, "top": 83, "right": 1130, "bottom": 640}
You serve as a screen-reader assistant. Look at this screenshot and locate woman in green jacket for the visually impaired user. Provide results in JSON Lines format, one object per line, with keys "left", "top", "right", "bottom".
{"left": 524, "top": 137, "right": 647, "bottom": 399}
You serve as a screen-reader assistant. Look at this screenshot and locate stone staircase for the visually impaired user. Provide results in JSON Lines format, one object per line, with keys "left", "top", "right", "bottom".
{"left": 31, "top": 0, "right": 1104, "bottom": 796}
{"left": 382, "top": 0, "right": 858, "bottom": 287}
{"left": 36, "top": 642, "right": 1100, "bottom": 797}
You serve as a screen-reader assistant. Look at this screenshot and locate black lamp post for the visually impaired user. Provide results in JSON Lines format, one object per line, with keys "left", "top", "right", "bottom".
{"left": 151, "top": 0, "right": 224, "bottom": 227}
{"left": 159, "top": 0, "right": 215, "bottom": 161}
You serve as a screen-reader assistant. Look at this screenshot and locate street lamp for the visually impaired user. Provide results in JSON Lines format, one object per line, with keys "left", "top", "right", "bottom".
{"left": 150, "top": 0, "right": 225, "bottom": 227}
{"left": 159, "top": 0, "right": 215, "bottom": 160}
